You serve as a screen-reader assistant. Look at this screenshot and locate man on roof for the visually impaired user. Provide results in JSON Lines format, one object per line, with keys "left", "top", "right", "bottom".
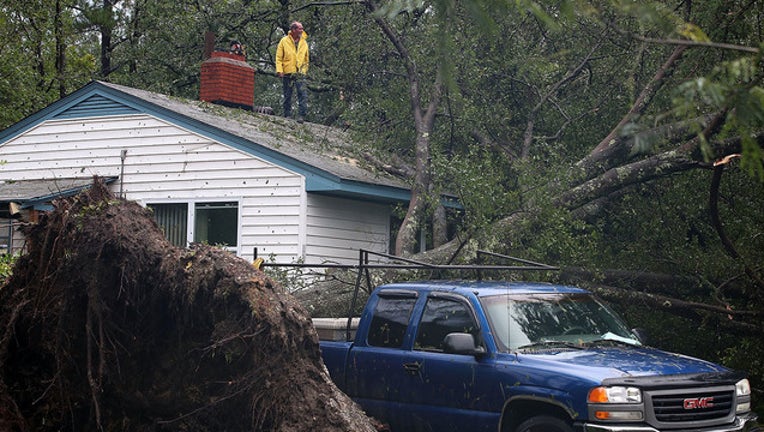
{"left": 276, "top": 21, "right": 309, "bottom": 123}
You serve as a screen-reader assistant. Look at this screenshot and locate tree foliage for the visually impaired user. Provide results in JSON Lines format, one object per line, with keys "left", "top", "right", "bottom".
{"left": 0, "top": 0, "right": 95, "bottom": 126}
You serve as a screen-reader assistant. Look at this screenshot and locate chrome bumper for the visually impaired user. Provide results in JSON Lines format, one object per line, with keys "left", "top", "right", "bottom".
{"left": 580, "top": 413, "right": 759, "bottom": 432}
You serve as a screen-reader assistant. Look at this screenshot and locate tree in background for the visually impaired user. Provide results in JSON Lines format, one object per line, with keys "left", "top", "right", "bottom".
{"left": 324, "top": 0, "right": 764, "bottom": 393}
{"left": 0, "top": 0, "right": 95, "bottom": 126}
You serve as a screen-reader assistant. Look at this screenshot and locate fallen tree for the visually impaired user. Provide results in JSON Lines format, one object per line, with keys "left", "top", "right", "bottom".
{"left": 0, "top": 179, "right": 377, "bottom": 432}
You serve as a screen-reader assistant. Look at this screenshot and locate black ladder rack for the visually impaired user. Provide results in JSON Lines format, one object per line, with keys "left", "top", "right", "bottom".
{"left": 253, "top": 248, "right": 558, "bottom": 342}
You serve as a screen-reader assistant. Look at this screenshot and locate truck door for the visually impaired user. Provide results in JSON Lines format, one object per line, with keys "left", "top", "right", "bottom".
{"left": 347, "top": 291, "right": 498, "bottom": 432}
{"left": 344, "top": 290, "right": 421, "bottom": 427}
{"left": 402, "top": 293, "right": 498, "bottom": 432}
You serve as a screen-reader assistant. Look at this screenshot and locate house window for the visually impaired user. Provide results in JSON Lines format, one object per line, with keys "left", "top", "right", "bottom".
{"left": 150, "top": 203, "right": 188, "bottom": 247}
{"left": 148, "top": 201, "right": 238, "bottom": 248}
{"left": 194, "top": 202, "right": 238, "bottom": 246}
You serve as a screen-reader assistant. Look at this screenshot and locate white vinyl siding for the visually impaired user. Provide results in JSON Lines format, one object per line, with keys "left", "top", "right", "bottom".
{"left": 305, "top": 194, "right": 390, "bottom": 265}
{"left": 0, "top": 114, "right": 304, "bottom": 262}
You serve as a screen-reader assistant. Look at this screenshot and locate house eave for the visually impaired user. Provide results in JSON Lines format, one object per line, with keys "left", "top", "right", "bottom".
{"left": 306, "top": 178, "right": 411, "bottom": 204}
{"left": 306, "top": 178, "right": 462, "bottom": 209}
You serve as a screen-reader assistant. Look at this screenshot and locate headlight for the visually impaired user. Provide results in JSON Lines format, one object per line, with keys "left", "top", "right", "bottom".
{"left": 588, "top": 386, "right": 644, "bottom": 422}
{"left": 735, "top": 379, "right": 751, "bottom": 414}
{"left": 735, "top": 379, "right": 751, "bottom": 396}
{"left": 588, "top": 386, "right": 642, "bottom": 404}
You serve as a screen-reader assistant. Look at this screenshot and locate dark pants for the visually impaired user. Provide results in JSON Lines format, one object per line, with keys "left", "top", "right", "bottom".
{"left": 282, "top": 74, "right": 307, "bottom": 118}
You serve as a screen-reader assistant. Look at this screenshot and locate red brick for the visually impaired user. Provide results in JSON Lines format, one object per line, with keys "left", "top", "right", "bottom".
{"left": 200, "top": 51, "right": 255, "bottom": 109}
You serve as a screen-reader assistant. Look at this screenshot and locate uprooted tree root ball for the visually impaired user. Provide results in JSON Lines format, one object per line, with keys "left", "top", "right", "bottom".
{"left": 0, "top": 178, "right": 377, "bottom": 432}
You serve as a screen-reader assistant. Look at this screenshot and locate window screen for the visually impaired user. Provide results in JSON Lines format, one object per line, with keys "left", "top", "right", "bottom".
{"left": 367, "top": 295, "right": 417, "bottom": 348}
{"left": 415, "top": 296, "right": 479, "bottom": 352}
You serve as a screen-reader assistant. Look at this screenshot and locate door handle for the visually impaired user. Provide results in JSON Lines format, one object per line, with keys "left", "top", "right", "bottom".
{"left": 402, "top": 361, "right": 421, "bottom": 374}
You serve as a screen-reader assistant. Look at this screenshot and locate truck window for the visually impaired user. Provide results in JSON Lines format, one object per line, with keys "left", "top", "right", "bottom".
{"left": 367, "top": 296, "right": 417, "bottom": 348}
{"left": 481, "top": 293, "right": 638, "bottom": 351}
{"left": 414, "top": 296, "right": 479, "bottom": 352}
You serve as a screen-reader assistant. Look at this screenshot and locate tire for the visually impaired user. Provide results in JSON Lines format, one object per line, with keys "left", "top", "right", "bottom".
{"left": 514, "top": 415, "right": 573, "bottom": 432}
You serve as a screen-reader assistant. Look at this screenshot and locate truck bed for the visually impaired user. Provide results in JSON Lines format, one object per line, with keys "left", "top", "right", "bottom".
{"left": 312, "top": 317, "right": 359, "bottom": 341}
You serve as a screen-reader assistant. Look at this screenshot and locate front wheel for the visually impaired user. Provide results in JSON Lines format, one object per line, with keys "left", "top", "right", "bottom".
{"left": 514, "top": 415, "right": 573, "bottom": 432}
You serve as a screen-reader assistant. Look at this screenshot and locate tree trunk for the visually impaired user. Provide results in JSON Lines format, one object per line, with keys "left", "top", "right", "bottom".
{"left": 99, "top": 0, "right": 114, "bottom": 78}
{"left": 365, "top": 0, "right": 444, "bottom": 255}
{"left": 432, "top": 204, "right": 448, "bottom": 248}
{"left": 54, "top": 0, "right": 66, "bottom": 98}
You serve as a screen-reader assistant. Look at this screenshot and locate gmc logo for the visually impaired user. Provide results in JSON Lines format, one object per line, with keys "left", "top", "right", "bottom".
{"left": 683, "top": 396, "right": 714, "bottom": 410}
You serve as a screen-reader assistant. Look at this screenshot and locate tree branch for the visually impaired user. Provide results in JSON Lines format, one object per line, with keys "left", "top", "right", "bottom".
{"left": 521, "top": 35, "right": 603, "bottom": 159}
{"left": 630, "top": 35, "right": 759, "bottom": 54}
{"left": 709, "top": 162, "right": 764, "bottom": 291}
{"left": 586, "top": 45, "right": 687, "bottom": 160}
{"left": 559, "top": 148, "right": 703, "bottom": 211}
{"left": 590, "top": 285, "right": 762, "bottom": 334}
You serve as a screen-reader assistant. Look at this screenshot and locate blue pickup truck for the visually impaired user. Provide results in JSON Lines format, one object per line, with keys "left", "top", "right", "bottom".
{"left": 314, "top": 280, "right": 759, "bottom": 432}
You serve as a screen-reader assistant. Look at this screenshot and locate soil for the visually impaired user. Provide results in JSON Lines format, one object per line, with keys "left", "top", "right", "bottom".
{"left": 0, "top": 178, "right": 378, "bottom": 432}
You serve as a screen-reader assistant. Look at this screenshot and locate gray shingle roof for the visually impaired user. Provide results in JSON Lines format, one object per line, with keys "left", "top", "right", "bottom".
{"left": 0, "top": 177, "right": 118, "bottom": 207}
{"left": 97, "top": 81, "right": 410, "bottom": 193}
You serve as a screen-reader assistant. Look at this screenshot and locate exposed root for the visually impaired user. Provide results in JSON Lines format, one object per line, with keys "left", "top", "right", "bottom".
{"left": 0, "top": 177, "right": 376, "bottom": 432}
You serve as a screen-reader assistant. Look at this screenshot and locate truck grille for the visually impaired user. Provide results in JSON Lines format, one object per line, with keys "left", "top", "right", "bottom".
{"left": 650, "top": 389, "right": 734, "bottom": 423}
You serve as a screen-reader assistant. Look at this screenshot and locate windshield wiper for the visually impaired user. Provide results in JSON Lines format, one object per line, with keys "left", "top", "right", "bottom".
{"left": 585, "top": 338, "right": 640, "bottom": 348}
{"left": 516, "top": 340, "right": 584, "bottom": 351}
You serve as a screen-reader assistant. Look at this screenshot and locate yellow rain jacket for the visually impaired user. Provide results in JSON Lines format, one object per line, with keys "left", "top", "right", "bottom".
{"left": 276, "top": 30, "right": 309, "bottom": 75}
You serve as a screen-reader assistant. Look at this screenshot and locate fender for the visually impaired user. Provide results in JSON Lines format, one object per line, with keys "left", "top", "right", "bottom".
{"left": 499, "top": 387, "right": 579, "bottom": 430}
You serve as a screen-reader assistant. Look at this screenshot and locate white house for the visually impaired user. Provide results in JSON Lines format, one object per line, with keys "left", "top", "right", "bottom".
{"left": 0, "top": 62, "right": 421, "bottom": 265}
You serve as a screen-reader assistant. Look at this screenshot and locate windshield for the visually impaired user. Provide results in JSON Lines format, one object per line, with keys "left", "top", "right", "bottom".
{"left": 480, "top": 292, "right": 640, "bottom": 352}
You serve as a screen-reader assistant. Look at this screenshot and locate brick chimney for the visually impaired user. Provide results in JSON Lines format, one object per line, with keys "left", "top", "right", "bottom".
{"left": 200, "top": 34, "right": 255, "bottom": 110}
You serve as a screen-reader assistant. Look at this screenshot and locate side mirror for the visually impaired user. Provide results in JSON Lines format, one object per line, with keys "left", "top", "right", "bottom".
{"left": 631, "top": 328, "right": 649, "bottom": 345}
{"left": 443, "top": 332, "right": 486, "bottom": 357}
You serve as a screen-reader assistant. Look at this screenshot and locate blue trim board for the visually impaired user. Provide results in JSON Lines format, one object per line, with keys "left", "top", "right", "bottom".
{"left": 308, "top": 176, "right": 461, "bottom": 209}
{"left": 307, "top": 177, "right": 411, "bottom": 203}
{"left": 52, "top": 94, "right": 140, "bottom": 119}
{"left": 0, "top": 83, "right": 144, "bottom": 142}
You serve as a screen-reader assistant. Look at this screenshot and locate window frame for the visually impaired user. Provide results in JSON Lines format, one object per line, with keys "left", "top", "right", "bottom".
{"left": 144, "top": 198, "right": 242, "bottom": 254}
{"left": 366, "top": 290, "right": 418, "bottom": 349}
{"left": 414, "top": 292, "right": 482, "bottom": 353}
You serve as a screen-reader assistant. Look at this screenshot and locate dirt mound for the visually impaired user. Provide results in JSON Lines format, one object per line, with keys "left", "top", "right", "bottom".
{"left": 0, "top": 178, "right": 377, "bottom": 432}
